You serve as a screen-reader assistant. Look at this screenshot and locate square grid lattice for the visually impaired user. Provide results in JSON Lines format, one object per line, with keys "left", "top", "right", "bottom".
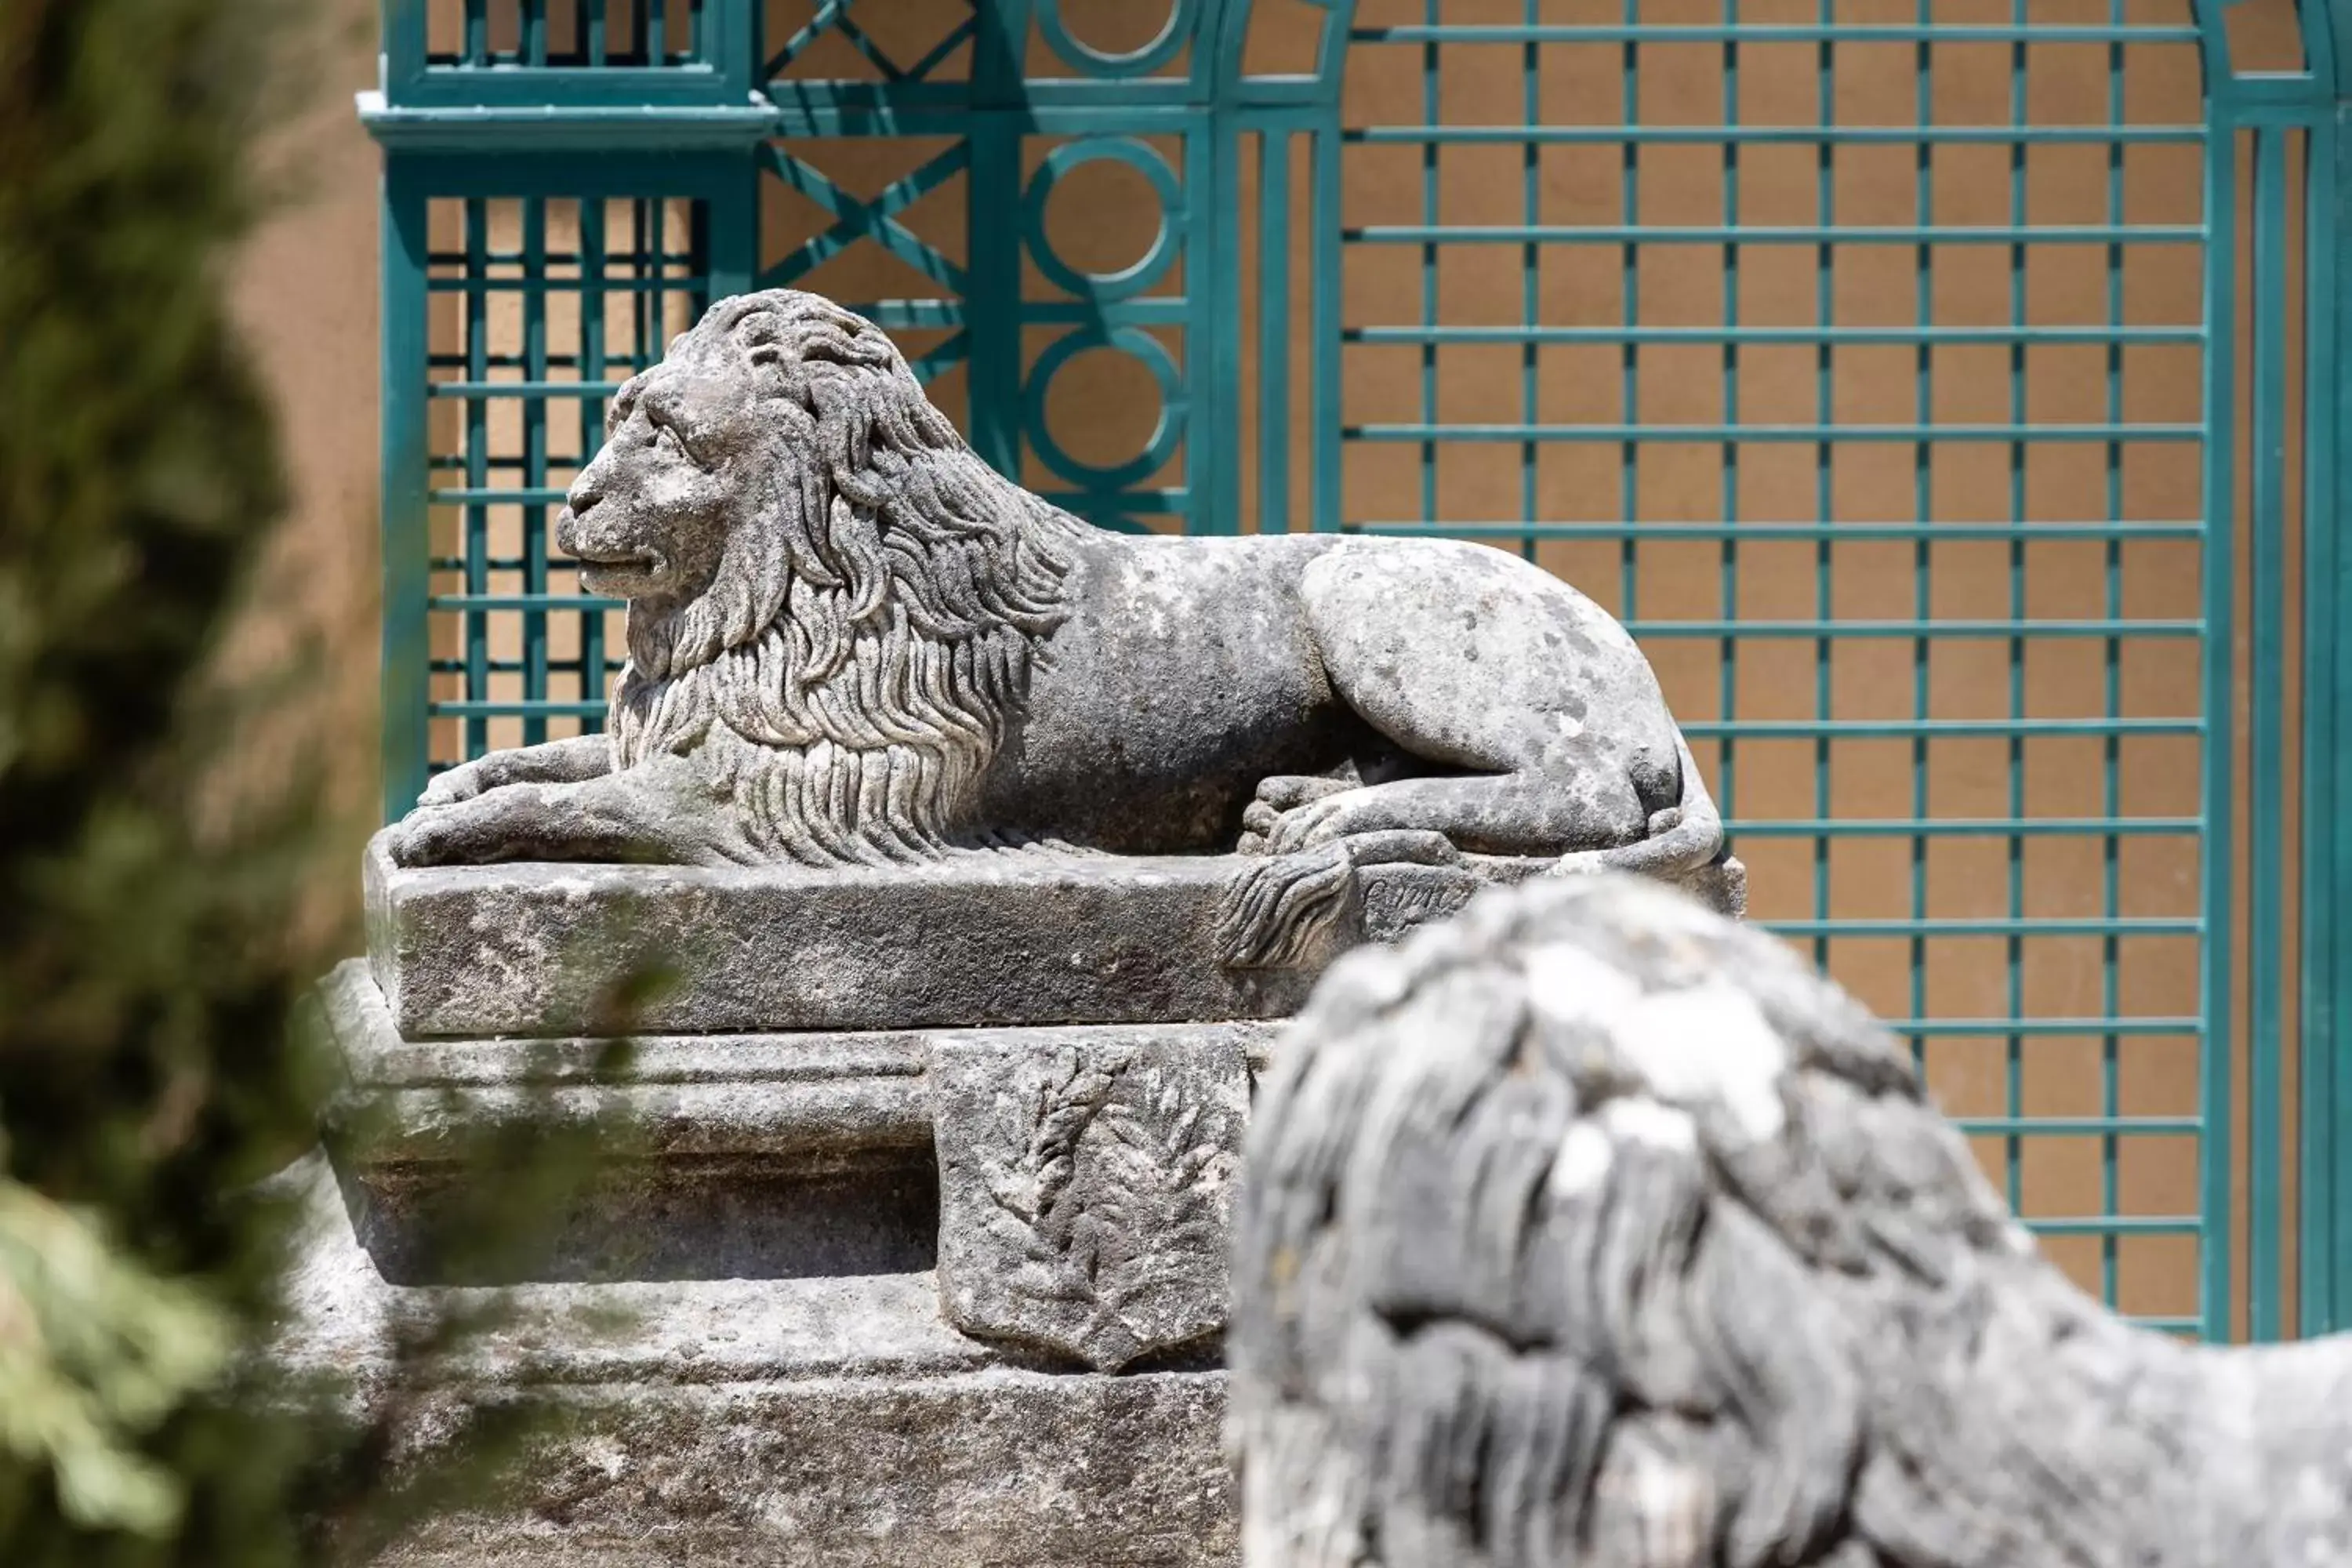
{"left": 1338, "top": 2, "right": 2213, "bottom": 1331}
{"left": 372, "top": 0, "right": 2352, "bottom": 1339}
{"left": 424, "top": 1, "right": 706, "bottom": 68}
{"left": 424, "top": 196, "right": 710, "bottom": 764}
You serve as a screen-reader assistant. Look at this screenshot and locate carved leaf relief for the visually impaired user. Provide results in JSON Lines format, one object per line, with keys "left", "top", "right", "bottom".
{"left": 934, "top": 1033, "right": 1250, "bottom": 1371}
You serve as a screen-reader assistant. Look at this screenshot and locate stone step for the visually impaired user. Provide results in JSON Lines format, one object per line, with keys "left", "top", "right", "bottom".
{"left": 270, "top": 1152, "right": 1235, "bottom": 1566}
{"left": 317, "top": 960, "right": 1277, "bottom": 1314}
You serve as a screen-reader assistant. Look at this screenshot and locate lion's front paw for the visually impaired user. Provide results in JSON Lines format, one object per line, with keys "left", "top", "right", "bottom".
{"left": 388, "top": 795, "right": 505, "bottom": 867}
{"left": 389, "top": 781, "right": 562, "bottom": 867}
{"left": 416, "top": 759, "right": 495, "bottom": 810}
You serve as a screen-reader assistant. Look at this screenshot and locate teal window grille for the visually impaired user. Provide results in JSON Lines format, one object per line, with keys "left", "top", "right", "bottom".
{"left": 363, "top": 0, "right": 2352, "bottom": 1343}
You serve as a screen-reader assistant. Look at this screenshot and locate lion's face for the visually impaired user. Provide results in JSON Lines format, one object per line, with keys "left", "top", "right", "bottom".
{"left": 555, "top": 347, "right": 767, "bottom": 603}
{"left": 578, "top": 288, "right": 1083, "bottom": 858}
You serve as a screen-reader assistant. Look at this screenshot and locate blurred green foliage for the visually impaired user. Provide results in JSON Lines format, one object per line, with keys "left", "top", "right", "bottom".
{"left": 0, "top": 1167, "right": 235, "bottom": 1537}
{"left": 0, "top": 0, "right": 672, "bottom": 1552}
{"left": 0, "top": 0, "right": 358, "bottom": 1555}
{"left": 0, "top": 1, "right": 550, "bottom": 1559}
{"left": 0, "top": 0, "right": 330, "bottom": 1544}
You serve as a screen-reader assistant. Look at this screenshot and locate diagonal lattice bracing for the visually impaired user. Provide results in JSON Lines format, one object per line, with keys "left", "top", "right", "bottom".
{"left": 764, "top": 0, "right": 978, "bottom": 85}
{"left": 757, "top": 143, "right": 971, "bottom": 297}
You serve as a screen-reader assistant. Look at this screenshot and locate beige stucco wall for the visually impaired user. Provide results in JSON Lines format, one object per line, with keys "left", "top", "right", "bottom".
{"left": 227, "top": 0, "right": 384, "bottom": 872}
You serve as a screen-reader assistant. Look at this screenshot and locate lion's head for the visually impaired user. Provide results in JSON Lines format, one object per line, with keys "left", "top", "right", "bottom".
{"left": 556, "top": 289, "right": 1085, "bottom": 865}
{"left": 1229, "top": 874, "right": 2147, "bottom": 1568}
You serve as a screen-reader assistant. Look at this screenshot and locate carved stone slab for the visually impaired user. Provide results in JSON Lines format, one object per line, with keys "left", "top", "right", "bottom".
{"left": 1356, "top": 854, "right": 1745, "bottom": 943}
{"left": 365, "top": 833, "right": 1335, "bottom": 1039}
{"left": 365, "top": 833, "right": 1745, "bottom": 1040}
{"left": 270, "top": 1152, "right": 1238, "bottom": 1566}
{"left": 931, "top": 1026, "right": 1252, "bottom": 1373}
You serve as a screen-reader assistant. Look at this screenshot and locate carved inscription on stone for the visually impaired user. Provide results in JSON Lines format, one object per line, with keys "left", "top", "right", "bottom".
{"left": 931, "top": 1028, "right": 1249, "bottom": 1372}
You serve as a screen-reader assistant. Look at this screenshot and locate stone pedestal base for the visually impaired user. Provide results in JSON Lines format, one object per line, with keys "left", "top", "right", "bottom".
{"left": 280, "top": 960, "right": 1262, "bottom": 1564}
{"left": 274, "top": 1153, "right": 1232, "bottom": 1567}
{"left": 289, "top": 843, "right": 1747, "bottom": 1562}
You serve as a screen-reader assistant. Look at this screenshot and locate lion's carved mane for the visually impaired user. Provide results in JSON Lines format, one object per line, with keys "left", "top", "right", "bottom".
{"left": 609, "top": 293, "right": 1087, "bottom": 865}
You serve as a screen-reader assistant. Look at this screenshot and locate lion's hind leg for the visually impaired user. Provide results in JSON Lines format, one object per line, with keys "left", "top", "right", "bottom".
{"left": 1290, "top": 542, "right": 1672, "bottom": 862}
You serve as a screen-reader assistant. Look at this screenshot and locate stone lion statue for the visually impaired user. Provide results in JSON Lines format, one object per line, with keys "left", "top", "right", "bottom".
{"left": 1229, "top": 873, "right": 2352, "bottom": 1568}
{"left": 390, "top": 289, "right": 1728, "bottom": 964}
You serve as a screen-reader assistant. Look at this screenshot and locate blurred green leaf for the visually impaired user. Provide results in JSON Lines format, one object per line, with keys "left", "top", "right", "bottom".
{"left": 0, "top": 1176, "right": 232, "bottom": 1536}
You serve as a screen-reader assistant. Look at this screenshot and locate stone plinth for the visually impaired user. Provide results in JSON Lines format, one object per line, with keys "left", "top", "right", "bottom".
{"left": 285, "top": 841, "right": 1744, "bottom": 1564}
{"left": 365, "top": 837, "right": 1321, "bottom": 1038}
{"left": 318, "top": 958, "right": 1276, "bottom": 1304}
{"left": 364, "top": 833, "right": 1744, "bottom": 1039}
{"left": 299, "top": 950, "right": 1268, "bottom": 1564}
{"left": 275, "top": 1153, "right": 1232, "bottom": 1567}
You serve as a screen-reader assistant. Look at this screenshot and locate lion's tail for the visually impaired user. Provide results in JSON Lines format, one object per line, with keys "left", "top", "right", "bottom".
{"left": 1548, "top": 726, "right": 1723, "bottom": 882}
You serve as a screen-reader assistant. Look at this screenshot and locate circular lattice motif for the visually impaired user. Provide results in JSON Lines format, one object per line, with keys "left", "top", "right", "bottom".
{"left": 1025, "top": 328, "right": 1185, "bottom": 492}
{"left": 1022, "top": 137, "right": 1183, "bottom": 302}
{"left": 1036, "top": 0, "right": 1197, "bottom": 78}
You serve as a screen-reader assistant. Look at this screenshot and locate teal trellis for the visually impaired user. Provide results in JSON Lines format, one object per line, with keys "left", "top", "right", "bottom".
{"left": 363, "top": 0, "right": 2347, "bottom": 1344}
{"left": 365, "top": 0, "right": 1356, "bottom": 819}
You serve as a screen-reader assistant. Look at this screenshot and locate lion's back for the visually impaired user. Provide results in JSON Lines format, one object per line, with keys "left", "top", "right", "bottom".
{"left": 1298, "top": 534, "right": 1681, "bottom": 772}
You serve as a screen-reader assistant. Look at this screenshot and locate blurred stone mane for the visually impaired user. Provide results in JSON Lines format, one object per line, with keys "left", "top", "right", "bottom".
{"left": 1229, "top": 874, "right": 2352, "bottom": 1568}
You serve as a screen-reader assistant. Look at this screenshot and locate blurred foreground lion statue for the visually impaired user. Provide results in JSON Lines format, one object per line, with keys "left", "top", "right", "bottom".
{"left": 1230, "top": 874, "right": 2352, "bottom": 1567}
{"left": 391, "top": 289, "right": 1728, "bottom": 964}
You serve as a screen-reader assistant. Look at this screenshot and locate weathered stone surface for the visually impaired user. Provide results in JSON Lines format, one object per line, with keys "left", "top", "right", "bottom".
{"left": 372, "top": 1373, "right": 1234, "bottom": 1568}
{"left": 322, "top": 958, "right": 935, "bottom": 1164}
{"left": 299, "top": 964, "right": 1261, "bottom": 1560}
{"left": 932, "top": 1028, "right": 1250, "bottom": 1372}
{"left": 325, "top": 829, "right": 1754, "bottom": 1559}
{"left": 382, "top": 289, "right": 1738, "bottom": 972}
{"left": 365, "top": 836, "right": 1743, "bottom": 1040}
{"left": 318, "top": 959, "right": 935, "bottom": 1285}
{"left": 1229, "top": 873, "right": 2352, "bottom": 1568}
{"left": 367, "top": 834, "right": 1337, "bottom": 1038}
{"left": 319, "top": 959, "right": 1280, "bottom": 1292}
{"left": 270, "top": 1153, "right": 1236, "bottom": 1567}
{"left": 1356, "top": 851, "right": 1747, "bottom": 943}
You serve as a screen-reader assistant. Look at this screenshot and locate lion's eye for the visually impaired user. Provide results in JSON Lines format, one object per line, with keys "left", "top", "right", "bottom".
{"left": 652, "top": 422, "right": 684, "bottom": 456}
